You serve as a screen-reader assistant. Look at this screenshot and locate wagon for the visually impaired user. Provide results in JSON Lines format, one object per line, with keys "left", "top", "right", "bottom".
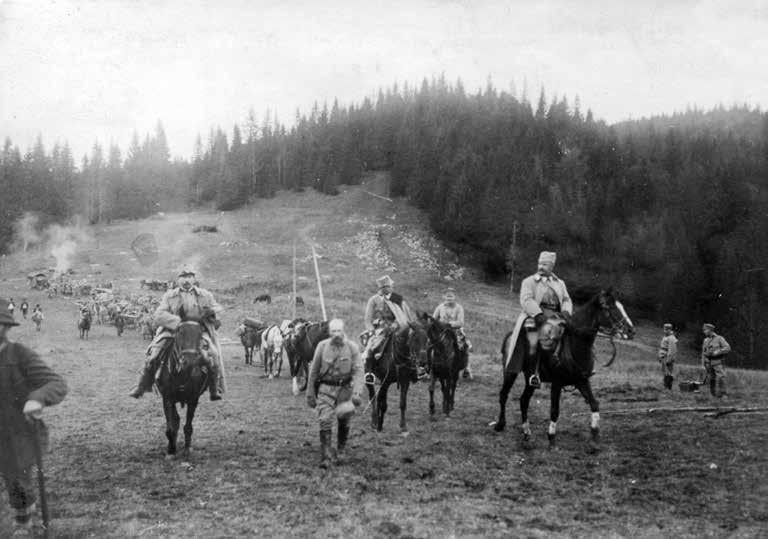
{"left": 27, "top": 272, "right": 50, "bottom": 290}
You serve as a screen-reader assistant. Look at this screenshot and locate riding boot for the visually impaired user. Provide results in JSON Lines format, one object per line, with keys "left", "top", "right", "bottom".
{"left": 335, "top": 419, "right": 350, "bottom": 465}
{"left": 208, "top": 364, "right": 223, "bottom": 401}
{"left": 128, "top": 354, "right": 160, "bottom": 398}
{"left": 709, "top": 377, "right": 717, "bottom": 397}
{"left": 528, "top": 348, "right": 541, "bottom": 388}
{"left": 319, "top": 429, "right": 332, "bottom": 469}
{"left": 716, "top": 377, "right": 726, "bottom": 399}
{"left": 363, "top": 350, "right": 376, "bottom": 384}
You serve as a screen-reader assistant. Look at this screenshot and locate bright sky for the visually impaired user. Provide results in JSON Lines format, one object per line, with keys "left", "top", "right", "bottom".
{"left": 1, "top": 0, "right": 766, "bottom": 161}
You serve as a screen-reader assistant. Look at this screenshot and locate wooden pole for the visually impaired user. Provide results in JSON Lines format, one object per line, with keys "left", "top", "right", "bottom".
{"left": 311, "top": 244, "right": 327, "bottom": 321}
{"left": 292, "top": 240, "right": 297, "bottom": 320}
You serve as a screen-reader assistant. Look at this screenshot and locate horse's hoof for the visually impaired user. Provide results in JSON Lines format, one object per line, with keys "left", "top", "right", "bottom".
{"left": 401, "top": 431, "right": 410, "bottom": 437}
{"left": 493, "top": 421, "right": 506, "bottom": 432}
{"left": 164, "top": 453, "right": 176, "bottom": 461}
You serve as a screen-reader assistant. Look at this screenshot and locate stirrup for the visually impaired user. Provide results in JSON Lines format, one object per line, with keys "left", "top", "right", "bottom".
{"left": 364, "top": 372, "right": 376, "bottom": 384}
{"left": 528, "top": 374, "right": 541, "bottom": 388}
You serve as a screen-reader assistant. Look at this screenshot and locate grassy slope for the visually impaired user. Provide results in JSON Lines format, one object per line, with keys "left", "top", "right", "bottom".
{"left": 0, "top": 173, "right": 766, "bottom": 538}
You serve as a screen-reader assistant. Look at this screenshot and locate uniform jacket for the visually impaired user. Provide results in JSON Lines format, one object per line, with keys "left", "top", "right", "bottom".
{"left": 152, "top": 286, "right": 222, "bottom": 347}
{"left": 658, "top": 334, "right": 678, "bottom": 362}
{"left": 702, "top": 333, "right": 731, "bottom": 363}
{"left": 0, "top": 342, "right": 67, "bottom": 477}
{"left": 520, "top": 273, "right": 573, "bottom": 317}
{"left": 364, "top": 292, "right": 414, "bottom": 331}
{"left": 306, "top": 337, "right": 364, "bottom": 400}
{"left": 433, "top": 302, "right": 465, "bottom": 328}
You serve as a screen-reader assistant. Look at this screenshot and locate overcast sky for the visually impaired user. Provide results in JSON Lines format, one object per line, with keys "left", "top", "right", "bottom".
{"left": 1, "top": 0, "right": 766, "bottom": 160}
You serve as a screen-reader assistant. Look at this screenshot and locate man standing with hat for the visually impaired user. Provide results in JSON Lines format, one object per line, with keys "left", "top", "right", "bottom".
{"left": 702, "top": 323, "right": 731, "bottom": 398}
{"left": 432, "top": 287, "right": 473, "bottom": 379}
{"left": 516, "top": 251, "right": 572, "bottom": 388}
{"left": 128, "top": 265, "right": 225, "bottom": 401}
{"left": 658, "top": 323, "right": 678, "bottom": 390}
{"left": 362, "top": 275, "right": 416, "bottom": 383}
{"left": 0, "top": 298, "right": 68, "bottom": 534}
{"left": 306, "top": 319, "right": 363, "bottom": 468}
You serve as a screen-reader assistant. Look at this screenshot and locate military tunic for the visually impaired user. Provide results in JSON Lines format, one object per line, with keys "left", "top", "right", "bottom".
{"left": 702, "top": 332, "right": 731, "bottom": 395}
{"left": 658, "top": 334, "right": 678, "bottom": 377}
{"left": 307, "top": 338, "right": 363, "bottom": 430}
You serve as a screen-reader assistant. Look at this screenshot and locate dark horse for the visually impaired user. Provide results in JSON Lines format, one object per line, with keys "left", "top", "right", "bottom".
{"left": 285, "top": 319, "right": 327, "bottom": 396}
{"left": 156, "top": 321, "right": 212, "bottom": 459}
{"left": 78, "top": 311, "right": 92, "bottom": 339}
{"left": 421, "top": 313, "right": 468, "bottom": 417}
{"left": 240, "top": 326, "right": 263, "bottom": 365}
{"left": 494, "top": 288, "right": 634, "bottom": 448}
{"left": 365, "top": 322, "right": 429, "bottom": 433}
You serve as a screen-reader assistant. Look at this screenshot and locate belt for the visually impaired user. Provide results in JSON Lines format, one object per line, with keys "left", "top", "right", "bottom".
{"left": 320, "top": 378, "right": 351, "bottom": 386}
{"left": 540, "top": 303, "right": 560, "bottom": 311}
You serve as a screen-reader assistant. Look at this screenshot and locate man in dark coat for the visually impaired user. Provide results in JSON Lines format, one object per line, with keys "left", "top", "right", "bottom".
{"left": 0, "top": 298, "right": 68, "bottom": 533}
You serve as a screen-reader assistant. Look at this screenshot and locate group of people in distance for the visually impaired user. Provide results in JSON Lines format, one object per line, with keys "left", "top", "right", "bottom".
{"left": 658, "top": 321, "right": 731, "bottom": 398}
{"left": 0, "top": 250, "right": 740, "bottom": 534}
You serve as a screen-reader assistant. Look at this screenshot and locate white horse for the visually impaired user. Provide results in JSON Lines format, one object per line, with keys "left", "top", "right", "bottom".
{"left": 261, "top": 324, "right": 285, "bottom": 379}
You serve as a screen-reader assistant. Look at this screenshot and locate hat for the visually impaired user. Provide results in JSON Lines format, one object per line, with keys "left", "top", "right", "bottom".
{"left": 0, "top": 299, "right": 19, "bottom": 326}
{"left": 335, "top": 400, "right": 356, "bottom": 420}
{"left": 376, "top": 275, "right": 394, "bottom": 288}
{"left": 538, "top": 251, "right": 557, "bottom": 265}
{"left": 663, "top": 323, "right": 673, "bottom": 330}
{"left": 178, "top": 264, "right": 196, "bottom": 277}
{"left": 703, "top": 323, "right": 715, "bottom": 331}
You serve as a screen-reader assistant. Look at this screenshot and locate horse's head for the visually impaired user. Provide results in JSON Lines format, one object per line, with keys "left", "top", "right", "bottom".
{"left": 420, "top": 312, "right": 456, "bottom": 351}
{"left": 596, "top": 288, "right": 635, "bottom": 340}
{"left": 406, "top": 321, "right": 430, "bottom": 371}
{"left": 175, "top": 321, "right": 205, "bottom": 366}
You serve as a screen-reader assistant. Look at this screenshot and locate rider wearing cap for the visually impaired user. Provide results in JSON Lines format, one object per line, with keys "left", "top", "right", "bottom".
{"left": 128, "top": 265, "right": 225, "bottom": 401}
{"left": 518, "top": 251, "right": 572, "bottom": 388}
{"left": 432, "top": 288, "right": 473, "bottom": 378}
{"left": 362, "top": 275, "right": 416, "bottom": 383}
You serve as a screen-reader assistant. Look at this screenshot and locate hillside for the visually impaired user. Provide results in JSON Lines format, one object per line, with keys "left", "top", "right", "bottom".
{"left": 1, "top": 174, "right": 767, "bottom": 537}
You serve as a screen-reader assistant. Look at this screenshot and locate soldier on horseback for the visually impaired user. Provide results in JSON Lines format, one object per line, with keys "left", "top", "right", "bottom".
{"left": 517, "top": 251, "right": 572, "bottom": 388}
{"left": 362, "top": 275, "right": 417, "bottom": 384}
{"left": 432, "top": 288, "right": 473, "bottom": 378}
{"left": 128, "top": 265, "right": 225, "bottom": 401}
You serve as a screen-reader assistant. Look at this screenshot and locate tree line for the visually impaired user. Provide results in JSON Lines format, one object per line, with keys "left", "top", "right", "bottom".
{"left": 2, "top": 78, "right": 766, "bottom": 367}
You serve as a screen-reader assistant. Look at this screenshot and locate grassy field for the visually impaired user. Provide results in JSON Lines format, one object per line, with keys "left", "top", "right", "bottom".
{"left": 1, "top": 175, "right": 767, "bottom": 538}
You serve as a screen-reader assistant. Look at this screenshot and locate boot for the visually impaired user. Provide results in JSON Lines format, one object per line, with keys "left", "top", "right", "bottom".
{"left": 208, "top": 365, "right": 223, "bottom": 401}
{"left": 363, "top": 350, "right": 376, "bottom": 384}
{"left": 319, "top": 429, "right": 332, "bottom": 469}
{"left": 335, "top": 420, "right": 350, "bottom": 465}
{"left": 710, "top": 377, "right": 717, "bottom": 397}
{"left": 128, "top": 356, "right": 159, "bottom": 398}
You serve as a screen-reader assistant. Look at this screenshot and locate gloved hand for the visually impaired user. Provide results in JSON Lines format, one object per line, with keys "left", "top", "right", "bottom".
{"left": 561, "top": 312, "right": 572, "bottom": 324}
{"left": 212, "top": 318, "right": 222, "bottom": 330}
{"left": 534, "top": 313, "right": 547, "bottom": 326}
{"left": 23, "top": 400, "right": 43, "bottom": 421}
{"left": 306, "top": 394, "right": 317, "bottom": 409}
{"left": 352, "top": 394, "right": 363, "bottom": 407}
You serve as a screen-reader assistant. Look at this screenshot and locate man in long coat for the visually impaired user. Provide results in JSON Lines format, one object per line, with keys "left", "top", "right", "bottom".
{"left": 0, "top": 298, "right": 68, "bottom": 533}
{"left": 658, "top": 323, "right": 678, "bottom": 389}
{"left": 128, "top": 265, "right": 225, "bottom": 400}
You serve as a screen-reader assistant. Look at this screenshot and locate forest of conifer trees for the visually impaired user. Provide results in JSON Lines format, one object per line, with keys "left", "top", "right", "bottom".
{"left": 2, "top": 78, "right": 767, "bottom": 367}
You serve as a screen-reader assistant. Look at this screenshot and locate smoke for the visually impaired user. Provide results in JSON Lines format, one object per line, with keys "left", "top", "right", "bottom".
{"left": 11, "top": 212, "right": 42, "bottom": 252}
{"left": 47, "top": 221, "right": 91, "bottom": 275}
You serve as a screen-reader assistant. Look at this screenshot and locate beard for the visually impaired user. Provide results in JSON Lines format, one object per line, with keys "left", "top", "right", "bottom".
{"left": 331, "top": 335, "right": 345, "bottom": 346}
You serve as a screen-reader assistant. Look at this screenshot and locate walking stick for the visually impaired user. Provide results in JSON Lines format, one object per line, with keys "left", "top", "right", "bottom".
{"left": 31, "top": 419, "right": 50, "bottom": 538}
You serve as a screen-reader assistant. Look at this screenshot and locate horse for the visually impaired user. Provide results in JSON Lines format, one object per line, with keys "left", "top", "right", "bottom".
{"left": 115, "top": 314, "right": 125, "bottom": 336}
{"left": 260, "top": 325, "right": 284, "bottom": 378}
{"left": 421, "top": 313, "right": 468, "bottom": 417}
{"left": 494, "top": 288, "right": 635, "bottom": 449}
{"left": 285, "top": 320, "right": 327, "bottom": 396}
{"left": 78, "top": 310, "right": 92, "bottom": 339}
{"left": 240, "top": 326, "right": 264, "bottom": 365}
{"left": 253, "top": 294, "right": 272, "bottom": 304}
{"left": 153, "top": 321, "right": 212, "bottom": 459}
{"left": 364, "top": 321, "right": 429, "bottom": 433}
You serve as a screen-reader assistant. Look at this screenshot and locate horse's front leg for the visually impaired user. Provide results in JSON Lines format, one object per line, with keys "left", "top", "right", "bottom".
{"left": 367, "top": 379, "right": 378, "bottom": 430}
{"left": 519, "top": 382, "right": 536, "bottom": 442}
{"left": 428, "top": 373, "right": 436, "bottom": 416}
{"left": 440, "top": 377, "right": 450, "bottom": 416}
{"left": 182, "top": 400, "right": 198, "bottom": 461}
{"left": 164, "top": 398, "right": 180, "bottom": 458}
{"left": 399, "top": 377, "right": 409, "bottom": 433}
{"left": 548, "top": 383, "right": 563, "bottom": 449}
{"left": 575, "top": 380, "right": 601, "bottom": 446}
{"left": 377, "top": 382, "right": 390, "bottom": 432}
{"left": 449, "top": 371, "right": 458, "bottom": 413}
{"left": 276, "top": 350, "right": 283, "bottom": 378}
{"left": 494, "top": 368, "right": 517, "bottom": 432}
